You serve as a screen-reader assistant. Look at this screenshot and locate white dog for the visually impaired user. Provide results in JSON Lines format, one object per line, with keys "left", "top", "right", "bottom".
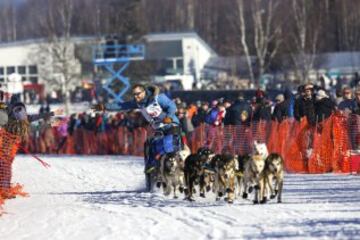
{"left": 242, "top": 141, "right": 268, "bottom": 204}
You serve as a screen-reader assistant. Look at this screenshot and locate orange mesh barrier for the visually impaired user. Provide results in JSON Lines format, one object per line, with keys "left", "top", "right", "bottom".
{"left": 19, "top": 114, "right": 360, "bottom": 174}
{"left": 186, "top": 115, "right": 354, "bottom": 174}
{"left": 308, "top": 118, "right": 333, "bottom": 173}
{"left": 0, "top": 128, "right": 28, "bottom": 210}
{"left": 332, "top": 113, "right": 351, "bottom": 173}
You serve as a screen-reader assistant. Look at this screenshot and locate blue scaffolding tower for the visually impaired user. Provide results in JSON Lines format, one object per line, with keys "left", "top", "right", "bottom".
{"left": 92, "top": 44, "right": 145, "bottom": 102}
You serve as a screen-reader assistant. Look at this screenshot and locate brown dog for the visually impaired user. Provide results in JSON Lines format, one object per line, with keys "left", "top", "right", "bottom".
{"left": 213, "top": 154, "right": 237, "bottom": 204}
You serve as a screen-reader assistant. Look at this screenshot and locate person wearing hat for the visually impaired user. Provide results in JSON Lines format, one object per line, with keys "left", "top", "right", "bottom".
{"left": 92, "top": 84, "right": 181, "bottom": 177}
{"left": 272, "top": 94, "right": 289, "bottom": 122}
{"left": 0, "top": 96, "right": 63, "bottom": 199}
{"left": 314, "top": 89, "right": 335, "bottom": 123}
{"left": 223, "top": 93, "right": 252, "bottom": 126}
{"left": 253, "top": 95, "right": 272, "bottom": 122}
{"left": 338, "top": 87, "right": 354, "bottom": 114}
{"left": 4, "top": 99, "right": 63, "bottom": 139}
{"left": 294, "top": 83, "right": 316, "bottom": 125}
{"left": 191, "top": 102, "right": 209, "bottom": 128}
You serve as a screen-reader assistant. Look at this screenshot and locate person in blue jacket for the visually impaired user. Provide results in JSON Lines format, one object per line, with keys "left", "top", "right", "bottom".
{"left": 92, "top": 84, "right": 181, "bottom": 173}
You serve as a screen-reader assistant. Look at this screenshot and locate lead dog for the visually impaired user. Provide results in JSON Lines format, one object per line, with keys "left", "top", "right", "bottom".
{"left": 263, "top": 153, "right": 284, "bottom": 203}
{"left": 184, "top": 147, "right": 215, "bottom": 201}
{"left": 212, "top": 154, "right": 237, "bottom": 203}
{"left": 235, "top": 154, "right": 251, "bottom": 198}
{"left": 242, "top": 141, "right": 268, "bottom": 204}
{"left": 198, "top": 148, "right": 216, "bottom": 198}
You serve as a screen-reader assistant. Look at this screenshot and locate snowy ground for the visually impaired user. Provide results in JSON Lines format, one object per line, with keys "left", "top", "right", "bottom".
{"left": 0, "top": 155, "right": 359, "bottom": 240}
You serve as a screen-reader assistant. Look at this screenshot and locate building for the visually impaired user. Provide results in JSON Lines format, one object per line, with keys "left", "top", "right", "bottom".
{"left": 143, "top": 32, "right": 217, "bottom": 90}
{"left": 0, "top": 32, "right": 216, "bottom": 102}
{"left": 0, "top": 37, "right": 97, "bottom": 103}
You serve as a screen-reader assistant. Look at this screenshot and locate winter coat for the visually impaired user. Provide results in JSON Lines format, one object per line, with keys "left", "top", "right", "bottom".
{"left": 224, "top": 100, "right": 252, "bottom": 125}
{"left": 294, "top": 97, "right": 316, "bottom": 125}
{"left": 272, "top": 101, "right": 290, "bottom": 122}
{"left": 67, "top": 116, "right": 77, "bottom": 135}
{"left": 105, "top": 85, "right": 179, "bottom": 127}
{"left": 338, "top": 99, "right": 355, "bottom": 112}
{"left": 315, "top": 98, "right": 336, "bottom": 122}
{"left": 191, "top": 109, "right": 207, "bottom": 127}
{"left": 214, "top": 110, "right": 226, "bottom": 126}
{"left": 57, "top": 119, "right": 69, "bottom": 137}
{"left": 253, "top": 100, "right": 272, "bottom": 122}
{"left": 5, "top": 101, "right": 54, "bottom": 138}
{"left": 284, "top": 89, "right": 295, "bottom": 117}
{"left": 351, "top": 101, "right": 360, "bottom": 115}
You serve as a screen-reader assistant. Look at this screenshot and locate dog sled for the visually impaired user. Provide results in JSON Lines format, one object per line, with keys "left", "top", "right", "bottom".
{"left": 143, "top": 123, "right": 183, "bottom": 192}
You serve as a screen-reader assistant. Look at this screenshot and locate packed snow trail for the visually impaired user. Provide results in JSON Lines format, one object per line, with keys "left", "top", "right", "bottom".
{"left": 0, "top": 155, "right": 359, "bottom": 240}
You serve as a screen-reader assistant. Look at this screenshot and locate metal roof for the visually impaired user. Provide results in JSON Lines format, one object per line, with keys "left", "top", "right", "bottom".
{"left": 317, "top": 52, "right": 360, "bottom": 69}
{"left": 143, "top": 32, "right": 217, "bottom": 56}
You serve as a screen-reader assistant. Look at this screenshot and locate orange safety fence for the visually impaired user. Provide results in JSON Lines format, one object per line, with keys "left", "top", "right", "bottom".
{"left": 19, "top": 114, "right": 360, "bottom": 175}
{"left": 0, "top": 128, "right": 28, "bottom": 211}
{"left": 190, "top": 115, "right": 356, "bottom": 174}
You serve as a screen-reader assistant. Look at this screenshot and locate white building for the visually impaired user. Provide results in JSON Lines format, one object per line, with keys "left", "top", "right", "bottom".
{"left": 0, "top": 37, "right": 96, "bottom": 101}
{"left": 143, "top": 32, "right": 217, "bottom": 90}
{"left": 0, "top": 32, "right": 216, "bottom": 102}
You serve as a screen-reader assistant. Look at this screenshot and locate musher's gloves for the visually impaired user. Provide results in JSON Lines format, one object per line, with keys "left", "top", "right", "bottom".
{"left": 91, "top": 103, "right": 105, "bottom": 112}
{"left": 163, "top": 116, "right": 172, "bottom": 124}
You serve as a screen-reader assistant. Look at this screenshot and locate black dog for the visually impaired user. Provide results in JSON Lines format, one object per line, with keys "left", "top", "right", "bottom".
{"left": 184, "top": 147, "right": 215, "bottom": 201}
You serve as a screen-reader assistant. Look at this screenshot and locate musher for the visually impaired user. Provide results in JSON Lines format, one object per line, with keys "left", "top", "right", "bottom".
{"left": 92, "top": 84, "right": 182, "bottom": 174}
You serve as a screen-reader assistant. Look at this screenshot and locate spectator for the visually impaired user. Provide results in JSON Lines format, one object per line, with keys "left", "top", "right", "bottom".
{"left": 214, "top": 104, "right": 226, "bottom": 126}
{"left": 224, "top": 94, "right": 252, "bottom": 126}
{"left": 253, "top": 97, "right": 272, "bottom": 121}
{"left": 55, "top": 117, "right": 69, "bottom": 153}
{"left": 67, "top": 114, "right": 78, "bottom": 136}
{"left": 178, "top": 107, "right": 194, "bottom": 144}
{"left": 192, "top": 102, "right": 209, "bottom": 128}
{"left": 315, "top": 89, "right": 336, "bottom": 122}
{"left": 205, "top": 102, "right": 220, "bottom": 126}
{"left": 294, "top": 84, "right": 316, "bottom": 125}
{"left": 338, "top": 87, "right": 354, "bottom": 114}
{"left": 284, "top": 88, "right": 295, "bottom": 118}
{"left": 272, "top": 94, "right": 289, "bottom": 122}
{"left": 351, "top": 88, "right": 360, "bottom": 115}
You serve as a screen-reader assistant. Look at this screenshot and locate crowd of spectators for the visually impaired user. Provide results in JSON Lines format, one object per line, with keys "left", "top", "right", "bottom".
{"left": 25, "top": 82, "right": 360, "bottom": 154}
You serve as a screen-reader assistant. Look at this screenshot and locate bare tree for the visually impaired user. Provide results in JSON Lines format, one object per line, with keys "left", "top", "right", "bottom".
{"left": 185, "top": 0, "right": 195, "bottom": 30}
{"left": 235, "top": 0, "right": 255, "bottom": 84}
{"left": 234, "top": 0, "right": 282, "bottom": 86}
{"left": 38, "top": 0, "right": 80, "bottom": 114}
{"left": 337, "top": 1, "right": 360, "bottom": 51}
{"left": 251, "top": 0, "right": 282, "bottom": 79}
{"left": 0, "top": 0, "right": 17, "bottom": 42}
{"left": 288, "top": 0, "right": 322, "bottom": 83}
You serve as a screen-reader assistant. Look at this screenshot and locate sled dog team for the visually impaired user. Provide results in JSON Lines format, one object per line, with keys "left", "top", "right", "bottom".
{"left": 156, "top": 141, "right": 284, "bottom": 204}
